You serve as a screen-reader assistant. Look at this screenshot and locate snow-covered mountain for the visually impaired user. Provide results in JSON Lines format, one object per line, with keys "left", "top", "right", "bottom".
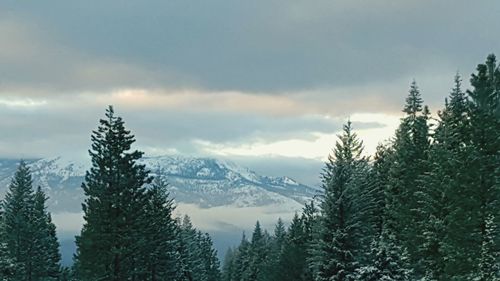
{"left": 0, "top": 155, "right": 319, "bottom": 212}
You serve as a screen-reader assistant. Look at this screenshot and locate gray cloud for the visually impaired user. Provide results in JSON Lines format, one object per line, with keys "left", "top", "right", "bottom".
{"left": 0, "top": 1, "right": 498, "bottom": 94}
{"left": 0, "top": 1, "right": 498, "bottom": 180}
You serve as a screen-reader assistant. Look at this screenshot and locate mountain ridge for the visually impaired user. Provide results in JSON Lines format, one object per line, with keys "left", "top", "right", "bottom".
{"left": 0, "top": 155, "right": 319, "bottom": 211}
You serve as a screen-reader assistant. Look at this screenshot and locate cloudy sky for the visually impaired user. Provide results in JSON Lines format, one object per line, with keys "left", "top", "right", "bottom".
{"left": 0, "top": 1, "right": 499, "bottom": 185}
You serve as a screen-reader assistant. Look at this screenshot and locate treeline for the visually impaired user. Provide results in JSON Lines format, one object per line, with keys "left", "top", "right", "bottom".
{"left": 223, "top": 54, "right": 500, "bottom": 281}
{"left": 0, "top": 106, "right": 221, "bottom": 281}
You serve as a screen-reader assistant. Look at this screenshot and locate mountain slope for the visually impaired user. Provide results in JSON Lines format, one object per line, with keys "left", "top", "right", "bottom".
{"left": 0, "top": 156, "right": 319, "bottom": 212}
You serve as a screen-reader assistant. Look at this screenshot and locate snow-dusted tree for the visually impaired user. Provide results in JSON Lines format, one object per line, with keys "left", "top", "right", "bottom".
{"left": 1, "top": 162, "right": 61, "bottom": 281}
{"left": 386, "top": 81, "right": 430, "bottom": 273}
{"left": 356, "top": 229, "right": 412, "bottom": 281}
{"left": 275, "top": 214, "right": 308, "bottom": 281}
{"left": 465, "top": 54, "right": 500, "bottom": 277}
{"left": 32, "top": 187, "right": 61, "bottom": 280}
{"left": 139, "top": 173, "right": 178, "bottom": 281}
{"left": 2, "top": 161, "right": 36, "bottom": 281}
{"left": 224, "top": 233, "right": 251, "bottom": 281}
{"left": 310, "top": 121, "right": 374, "bottom": 281}
{"left": 0, "top": 211, "right": 15, "bottom": 281}
{"left": 262, "top": 218, "right": 287, "bottom": 281}
{"left": 474, "top": 214, "right": 499, "bottom": 281}
{"left": 74, "top": 106, "right": 153, "bottom": 281}
{"left": 176, "top": 215, "right": 221, "bottom": 281}
{"left": 242, "top": 221, "right": 270, "bottom": 281}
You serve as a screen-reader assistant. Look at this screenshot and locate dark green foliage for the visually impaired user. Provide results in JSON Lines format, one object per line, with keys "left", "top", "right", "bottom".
{"left": 310, "top": 121, "right": 375, "bottom": 281}
{"left": 386, "top": 81, "right": 431, "bottom": 274}
{"left": 139, "top": 174, "right": 178, "bottom": 281}
{"left": 223, "top": 54, "right": 500, "bottom": 281}
{"left": 1, "top": 162, "right": 61, "bottom": 281}
{"left": 355, "top": 229, "right": 412, "bottom": 281}
{"left": 176, "top": 215, "right": 221, "bottom": 281}
{"left": 276, "top": 214, "right": 308, "bottom": 281}
{"left": 74, "top": 106, "right": 153, "bottom": 281}
{"left": 74, "top": 106, "right": 221, "bottom": 281}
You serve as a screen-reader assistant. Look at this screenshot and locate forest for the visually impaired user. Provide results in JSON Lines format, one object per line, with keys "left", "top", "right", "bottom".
{"left": 0, "top": 54, "right": 499, "bottom": 281}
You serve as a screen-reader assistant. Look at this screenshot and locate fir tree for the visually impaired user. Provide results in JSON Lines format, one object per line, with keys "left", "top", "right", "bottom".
{"left": 1, "top": 162, "right": 61, "bottom": 281}
{"left": 310, "top": 121, "right": 372, "bottom": 281}
{"left": 0, "top": 211, "right": 15, "bottom": 281}
{"left": 243, "top": 221, "right": 269, "bottom": 281}
{"left": 355, "top": 229, "right": 412, "bottom": 281}
{"left": 2, "top": 161, "right": 36, "bottom": 281}
{"left": 133, "top": 172, "right": 179, "bottom": 281}
{"left": 262, "top": 218, "right": 286, "bottom": 281}
{"left": 386, "top": 81, "right": 430, "bottom": 274}
{"left": 74, "top": 106, "right": 153, "bottom": 281}
{"left": 474, "top": 214, "right": 499, "bottom": 281}
{"left": 276, "top": 214, "right": 308, "bottom": 281}
{"left": 32, "top": 187, "right": 61, "bottom": 280}
{"left": 466, "top": 54, "right": 500, "bottom": 276}
{"left": 228, "top": 234, "right": 251, "bottom": 281}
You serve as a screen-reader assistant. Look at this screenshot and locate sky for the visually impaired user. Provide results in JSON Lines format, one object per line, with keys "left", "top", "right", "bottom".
{"left": 0, "top": 1, "right": 499, "bottom": 185}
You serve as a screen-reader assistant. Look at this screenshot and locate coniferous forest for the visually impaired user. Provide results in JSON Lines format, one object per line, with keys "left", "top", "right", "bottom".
{"left": 0, "top": 54, "right": 499, "bottom": 280}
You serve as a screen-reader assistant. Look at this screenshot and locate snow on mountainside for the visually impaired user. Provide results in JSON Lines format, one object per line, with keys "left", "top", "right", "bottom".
{"left": 0, "top": 156, "right": 319, "bottom": 212}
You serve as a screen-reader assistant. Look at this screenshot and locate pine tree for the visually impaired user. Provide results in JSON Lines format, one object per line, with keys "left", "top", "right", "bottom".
{"left": 222, "top": 247, "right": 235, "bottom": 281}
{"left": 370, "top": 144, "right": 393, "bottom": 237}
{"left": 32, "top": 187, "right": 61, "bottom": 280}
{"left": 386, "top": 81, "right": 430, "bottom": 274}
{"left": 243, "top": 221, "right": 269, "bottom": 281}
{"left": 310, "top": 121, "right": 373, "bottom": 281}
{"left": 276, "top": 214, "right": 308, "bottom": 281}
{"left": 1, "top": 161, "right": 61, "bottom": 281}
{"left": 416, "top": 74, "right": 474, "bottom": 280}
{"left": 262, "top": 218, "right": 286, "bottom": 281}
{"left": 474, "top": 214, "right": 499, "bottom": 281}
{"left": 466, "top": 54, "right": 500, "bottom": 278}
{"left": 139, "top": 173, "right": 178, "bottom": 281}
{"left": 355, "top": 228, "right": 412, "bottom": 281}
{"left": 227, "top": 234, "right": 251, "bottom": 281}
{"left": 2, "top": 161, "right": 36, "bottom": 281}
{"left": 198, "top": 232, "right": 221, "bottom": 281}
{"left": 74, "top": 106, "right": 153, "bottom": 281}
{"left": 0, "top": 211, "right": 15, "bottom": 281}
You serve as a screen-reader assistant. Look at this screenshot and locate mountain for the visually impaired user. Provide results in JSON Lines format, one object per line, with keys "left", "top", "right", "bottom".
{"left": 0, "top": 155, "right": 320, "bottom": 265}
{"left": 0, "top": 155, "right": 319, "bottom": 212}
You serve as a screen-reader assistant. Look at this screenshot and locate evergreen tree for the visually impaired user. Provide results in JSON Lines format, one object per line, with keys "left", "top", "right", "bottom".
{"left": 0, "top": 211, "right": 15, "bottom": 281}
{"left": 262, "top": 218, "right": 286, "bottom": 281}
{"left": 355, "top": 229, "right": 412, "bottom": 281}
{"left": 2, "top": 161, "right": 36, "bottom": 281}
{"left": 197, "top": 232, "right": 221, "bottom": 281}
{"left": 466, "top": 54, "right": 500, "bottom": 278}
{"left": 222, "top": 247, "right": 235, "bottom": 281}
{"left": 474, "top": 214, "right": 499, "bottom": 281}
{"left": 227, "top": 234, "right": 251, "bottom": 281}
{"left": 243, "top": 221, "right": 269, "bottom": 281}
{"left": 370, "top": 144, "right": 393, "bottom": 237}
{"left": 416, "top": 74, "right": 474, "bottom": 280}
{"left": 310, "top": 121, "right": 373, "bottom": 281}
{"left": 74, "top": 106, "right": 153, "bottom": 281}
{"left": 176, "top": 215, "right": 220, "bottom": 281}
{"left": 32, "top": 187, "right": 61, "bottom": 280}
{"left": 1, "top": 162, "right": 61, "bottom": 281}
{"left": 276, "top": 214, "right": 308, "bottom": 281}
{"left": 386, "top": 81, "right": 430, "bottom": 274}
{"left": 138, "top": 173, "right": 178, "bottom": 281}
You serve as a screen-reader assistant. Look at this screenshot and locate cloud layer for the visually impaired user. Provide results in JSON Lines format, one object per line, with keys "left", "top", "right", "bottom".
{"left": 0, "top": 1, "right": 498, "bottom": 184}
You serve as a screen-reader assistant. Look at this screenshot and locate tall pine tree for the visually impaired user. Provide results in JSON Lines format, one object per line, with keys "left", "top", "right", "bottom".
{"left": 74, "top": 106, "right": 153, "bottom": 281}
{"left": 310, "top": 121, "right": 373, "bottom": 281}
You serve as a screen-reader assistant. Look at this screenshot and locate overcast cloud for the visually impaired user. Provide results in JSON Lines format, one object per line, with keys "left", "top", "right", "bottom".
{"left": 0, "top": 1, "right": 499, "bottom": 185}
